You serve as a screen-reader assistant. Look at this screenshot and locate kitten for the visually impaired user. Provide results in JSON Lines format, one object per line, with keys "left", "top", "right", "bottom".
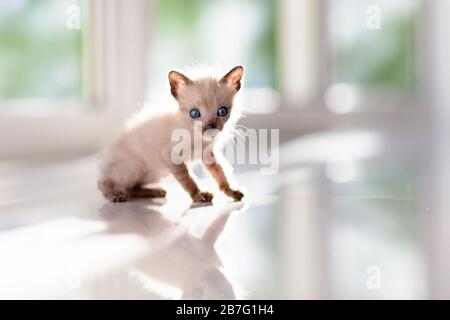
{"left": 98, "top": 66, "right": 245, "bottom": 203}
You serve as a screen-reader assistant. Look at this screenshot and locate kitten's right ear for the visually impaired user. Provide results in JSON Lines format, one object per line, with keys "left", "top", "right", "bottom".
{"left": 168, "top": 71, "right": 192, "bottom": 99}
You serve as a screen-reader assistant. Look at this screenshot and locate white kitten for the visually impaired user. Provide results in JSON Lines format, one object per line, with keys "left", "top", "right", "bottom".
{"left": 98, "top": 66, "right": 244, "bottom": 203}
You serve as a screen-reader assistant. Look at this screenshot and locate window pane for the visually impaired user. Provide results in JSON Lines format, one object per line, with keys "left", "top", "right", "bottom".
{"left": 147, "top": 0, "right": 277, "bottom": 99}
{"left": 0, "top": 0, "right": 83, "bottom": 100}
{"left": 328, "top": 0, "right": 419, "bottom": 91}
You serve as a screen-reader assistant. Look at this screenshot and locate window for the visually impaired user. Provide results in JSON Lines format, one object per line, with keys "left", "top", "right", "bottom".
{"left": 277, "top": 0, "right": 422, "bottom": 113}
{"left": 324, "top": 0, "right": 421, "bottom": 112}
{"left": 0, "top": 0, "right": 149, "bottom": 158}
{"left": 328, "top": 0, "right": 418, "bottom": 90}
{"left": 0, "top": 0, "right": 427, "bottom": 157}
{"left": 147, "top": 0, "right": 277, "bottom": 103}
{"left": 0, "top": 0, "right": 84, "bottom": 102}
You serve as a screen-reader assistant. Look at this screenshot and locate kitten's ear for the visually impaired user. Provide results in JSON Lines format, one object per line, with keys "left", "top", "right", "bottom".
{"left": 168, "top": 70, "right": 192, "bottom": 99}
{"left": 220, "top": 66, "right": 244, "bottom": 92}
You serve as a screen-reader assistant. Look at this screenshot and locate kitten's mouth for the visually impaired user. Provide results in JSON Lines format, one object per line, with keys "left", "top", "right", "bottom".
{"left": 203, "top": 128, "right": 221, "bottom": 140}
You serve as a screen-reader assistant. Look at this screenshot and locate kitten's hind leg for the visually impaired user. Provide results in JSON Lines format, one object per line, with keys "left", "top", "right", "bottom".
{"left": 98, "top": 159, "right": 145, "bottom": 202}
{"left": 130, "top": 185, "right": 167, "bottom": 198}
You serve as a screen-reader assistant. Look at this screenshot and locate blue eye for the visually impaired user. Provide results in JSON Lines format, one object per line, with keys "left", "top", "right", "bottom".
{"left": 189, "top": 108, "right": 201, "bottom": 119}
{"left": 217, "top": 106, "right": 228, "bottom": 117}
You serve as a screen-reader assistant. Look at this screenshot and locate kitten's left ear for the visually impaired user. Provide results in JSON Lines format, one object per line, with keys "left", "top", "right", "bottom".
{"left": 220, "top": 66, "right": 244, "bottom": 92}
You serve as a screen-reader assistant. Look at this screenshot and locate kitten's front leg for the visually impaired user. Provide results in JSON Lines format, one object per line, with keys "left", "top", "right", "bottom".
{"left": 203, "top": 155, "right": 244, "bottom": 201}
{"left": 168, "top": 162, "right": 213, "bottom": 203}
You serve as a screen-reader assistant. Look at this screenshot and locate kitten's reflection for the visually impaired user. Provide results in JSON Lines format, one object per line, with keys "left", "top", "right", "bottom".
{"left": 99, "top": 200, "right": 242, "bottom": 300}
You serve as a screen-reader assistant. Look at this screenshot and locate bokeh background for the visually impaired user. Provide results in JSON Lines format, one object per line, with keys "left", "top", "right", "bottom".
{"left": 1, "top": 0, "right": 449, "bottom": 299}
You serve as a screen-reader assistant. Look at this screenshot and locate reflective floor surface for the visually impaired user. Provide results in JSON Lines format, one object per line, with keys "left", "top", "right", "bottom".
{"left": 0, "top": 129, "right": 448, "bottom": 299}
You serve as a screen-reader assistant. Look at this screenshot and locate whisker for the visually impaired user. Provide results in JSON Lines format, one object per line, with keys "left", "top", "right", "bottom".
{"left": 234, "top": 124, "right": 250, "bottom": 131}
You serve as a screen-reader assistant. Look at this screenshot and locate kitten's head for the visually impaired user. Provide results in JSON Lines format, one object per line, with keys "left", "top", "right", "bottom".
{"left": 168, "top": 66, "right": 243, "bottom": 138}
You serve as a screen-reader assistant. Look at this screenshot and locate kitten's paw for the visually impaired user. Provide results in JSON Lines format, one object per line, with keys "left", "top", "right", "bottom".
{"left": 109, "top": 191, "right": 129, "bottom": 203}
{"left": 225, "top": 189, "right": 244, "bottom": 201}
{"left": 191, "top": 191, "right": 214, "bottom": 203}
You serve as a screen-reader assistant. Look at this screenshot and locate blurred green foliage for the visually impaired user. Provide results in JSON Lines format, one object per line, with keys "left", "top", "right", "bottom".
{"left": 0, "top": 0, "right": 417, "bottom": 100}
{"left": 335, "top": 5, "right": 417, "bottom": 91}
{"left": 151, "top": 0, "right": 277, "bottom": 88}
{"left": 0, "top": 0, "right": 82, "bottom": 99}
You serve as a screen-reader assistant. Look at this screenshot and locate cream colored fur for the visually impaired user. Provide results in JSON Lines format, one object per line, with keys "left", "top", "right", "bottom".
{"left": 98, "top": 66, "right": 243, "bottom": 202}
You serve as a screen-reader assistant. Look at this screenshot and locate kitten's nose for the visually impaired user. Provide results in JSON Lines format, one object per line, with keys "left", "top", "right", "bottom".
{"left": 205, "top": 122, "right": 217, "bottom": 130}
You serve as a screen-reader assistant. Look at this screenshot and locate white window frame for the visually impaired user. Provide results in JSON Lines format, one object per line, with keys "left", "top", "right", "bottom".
{"left": 0, "top": 0, "right": 149, "bottom": 158}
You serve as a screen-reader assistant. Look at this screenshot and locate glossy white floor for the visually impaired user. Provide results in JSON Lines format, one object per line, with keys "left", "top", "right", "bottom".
{"left": 0, "top": 129, "right": 447, "bottom": 299}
